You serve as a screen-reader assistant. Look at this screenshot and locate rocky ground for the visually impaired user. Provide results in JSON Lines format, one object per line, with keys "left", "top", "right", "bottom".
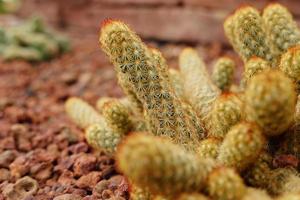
{"left": 0, "top": 24, "right": 239, "bottom": 199}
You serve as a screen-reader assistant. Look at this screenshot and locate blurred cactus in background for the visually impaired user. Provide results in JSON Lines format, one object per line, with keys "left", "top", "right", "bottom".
{"left": 0, "top": 0, "right": 21, "bottom": 14}
{"left": 62, "top": 2, "right": 300, "bottom": 200}
{"left": 0, "top": 16, "right": 70, "bottom": 61}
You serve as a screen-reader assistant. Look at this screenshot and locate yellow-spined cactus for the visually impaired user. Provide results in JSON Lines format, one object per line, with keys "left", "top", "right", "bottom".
{"left": 208, "top": 93, "right": 243, "bottom": 139}
{"left": 179, "top": 47, "right": 220, "bottom": 127}
{"left": 242, "top": 57, "right": 270, "bottom": 87}
{"left": 211, "top": 57, "right": 236, "bottom": 92}
{"left": 241, "top": 188, "right": 272, "bottom": 200}
{"left": 243, "top": 151, "right": 273, "bottom": 188}
{"left": 245, "top": 70, "right": 296, "bottom": 136}
{"left": 276, "top": 193, "right": 300, "bottom": 200}
{"left": 65, "top": 97, "right": 104, "bottom": 129}
{"left": 233, "top": 6, "right": 274, "bottom": 63}
{"left": 116, "top": 134, "right": 216, "bottom": 197}
{"left": 279, "top": 45, "right": 300, "bottom": 93}
{"left": 100, "top": 98, "right": 133, "bottom": 134}
{"left": 177, "top": 193, "right": 209, "bottom": 200}
{"left": 130, "top": 185, "right": 153, "bottom": 200}
{"left": 207, "top": 167, "right": 246, "bottom": 200}
{"left": 85, "top": 123, "right": 124, "bottom": 154}
{"left": 196, "top": 138, "right": 221, "bottom": 159}
{"left": 263, "top": 3, "right": 300, "bottom": 58}
{"left": 224, "top": 15, "right": 241, "bottom": 57}
{"left": 100, "top": 20, "right": 202, "bottom": 151}
{"left": 278, "top": 95, "right": 300, "bottom": 158}
{"left": 267, "top": 167, "right": 300, "bottom": 195}
{"left": 169, "top": 68, "right": 185, "bottom": 99}
{"left": 217, "top": 122, "right": 265, "bottom": 171}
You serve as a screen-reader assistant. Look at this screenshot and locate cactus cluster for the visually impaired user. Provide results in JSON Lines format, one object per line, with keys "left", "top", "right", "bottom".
{"left": 64, "top": 3, "right": 300, "bottom": 200}
{"left": 0, "top": 17, "right": 70, "bottom": 61}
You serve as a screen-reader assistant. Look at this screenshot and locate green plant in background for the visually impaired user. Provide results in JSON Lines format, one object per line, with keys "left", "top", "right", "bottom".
{"left": 0, "top": 0, "right": 20, "bottom": 14}
{"left": 62, "top": 3, "right": 300, "bottom": 200}
{"left": 0, "top": 16, "right": 70, "bottom": 61}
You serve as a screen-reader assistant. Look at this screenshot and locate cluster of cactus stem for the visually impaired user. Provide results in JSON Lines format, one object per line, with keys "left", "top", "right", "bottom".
{"left": 0, "top": 16, "right": 70, "bottom": 61}
{"left": 64, "top": 3, "right": 300, "bottom": 200}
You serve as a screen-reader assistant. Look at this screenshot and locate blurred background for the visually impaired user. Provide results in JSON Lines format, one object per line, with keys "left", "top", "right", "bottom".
{"left": 1, "top": 1, "right": 300, "bottom": 199}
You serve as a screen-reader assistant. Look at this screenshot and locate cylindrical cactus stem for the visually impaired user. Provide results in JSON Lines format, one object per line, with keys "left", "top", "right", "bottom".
{"left": 276, "top": 193, "right": 300, "bottom": 200}
{"left": 196, "top": 138, "right": 222, "bottom": 159}
{"left": 179, "top": 47, "right": 220, "bottom": 128}
{"left": 245, "top": 69, "right": 297, "bottom": 136}
{"left": 224, "top": 15, "right": 242, "bottom": 57}
{"left": 211, "top": 57, "right": 236, "bottom": 92}
{"left": 100, "top": 20, "right": 202, "bottom": 151}
{"left": 208, "top": 93, "right": 243, "bottom": 139}
{"left": 241, "top": 57, "right": 270, "bottom": 87}
{"left": 233, "top": 6, "right": 274, "bottom": 63}
{"left": 98, "top": 98, "right": 133, "bottom": 134}
{"left": 279, "top": 45, "right": 300, "bottom": 93}
{"left": 116, "top": 134, "right": 217, "bottom": 197}
{"left": 267, "top": 167, "right": 300, "bottom": 195}
{"left": 169, "top": 68, "right": 185, "bottom": 100}
{"left": 279, "top": 95, "right": 300, "bottom": 158}
{"left": 130, "top": 185, "right": 153, "bottom": 200}
{"left": 241, "top": 188, "right": 272, "bottom": 200}
{"left": 65, "top": 97, "right": 104, "bottom": 129}
{"left": 85, "top": 123, "right": 124, "bottom": 154}
{"left": 242, "top": 151, "right": 273, "bottom": 188}
{"left": 177, "top": 193, "right": 209, "bottom": 200}
{"left": 207, "top": 167, "right": 247, "bottom": 200}
{"left": 262, "top": 3, "right": 300, "bottom": 58}
{"left": 217, "top": 122, "right": 266, "bottom": 172}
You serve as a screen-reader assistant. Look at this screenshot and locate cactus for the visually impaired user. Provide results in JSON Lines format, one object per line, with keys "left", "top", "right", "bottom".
{"left": 169, "top": 68, "right": 185, "bottom": 99}
{"left": 207, "top": 167, "right": 246, "bottom": 200}
{"left": 217, "top": 122, "right": 265, "bottom": 171}
{"left": 279, "top": 45, "right": 300, "bottom": 93}
{"left": 208, "top": 93, "right": 243, "bottom": 139}
{"left": 196, "top": 138, "right": 221, "bottom": 159}
{"left": 242, "top": 188, "right": 272, "bottom": 200}
{"left": 212, "top": 57, "right": 236, "bottom": 92}
{"left": 267, "top": 167, "right": 300, "bottom": 195}
{"left": 85, "top": 124, "right": 124, "bottom": 154}
{"left": 276, "top": 193, "right": 300, "bottom": 200}
{"left": 0, "top": 0, "right": 20, "bottom": 14}
{"left": 241, "top": 57, "right": 270, "bottom": 87}
{"left": 116, "top": 134, "right": 217, "bottom": 197}
{"left": 130, "top": 185, "right": 153, "bottom": 200}
{"left": 179, "top": 47, "right": 220, "bottom": 127}
{"left": 243, "top": 151, "right": 273, "bottom": 188}
{"left": 99, "top": 98, "right": 133, "bottom": 134}
{"left": 262, "top": 3, "right": 300, "bottom": 58}
{"left": 233, "top": 6, "right": 274, "bottom": 63}
{"left": 245, "top": 70, "right": 296, "bottom": 136}
{"left": 224, "top": 15, "right": 241, "bottom": 58}
{"left": 1, "top": 44, "right": 43, "bottom": 61}
{"left": 65, "top": 97, "right": 104, "bottom": 129}
{"left": 100, "top": 20, "right": 202, "bottom": 151}
{"left": 177, "top": 193, "right": 209, "bottom": 200}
